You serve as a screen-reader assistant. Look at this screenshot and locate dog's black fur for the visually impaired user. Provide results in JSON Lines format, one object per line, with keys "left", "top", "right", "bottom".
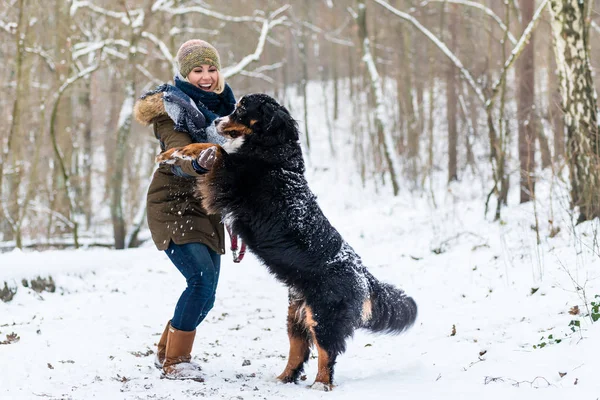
{"left": 159, "top": 93, "right": 417, "bottom": 390}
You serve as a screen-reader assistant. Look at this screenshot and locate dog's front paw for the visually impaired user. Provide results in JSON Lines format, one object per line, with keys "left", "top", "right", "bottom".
{"left": 156, "top": 143, "right": 221, "bottom": 165}
{"left": 155, "top": 147, "right": 188, "bottom": 164}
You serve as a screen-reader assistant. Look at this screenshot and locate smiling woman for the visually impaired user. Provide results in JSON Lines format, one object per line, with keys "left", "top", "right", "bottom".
{"left": 187, "top": 65, "right": 219, "bottom": 92}
{"left": 133, "top": 38, "right": 237, "bottom": 382}
{"left": 178, "top": 39, "right": 226, "bottom": 94}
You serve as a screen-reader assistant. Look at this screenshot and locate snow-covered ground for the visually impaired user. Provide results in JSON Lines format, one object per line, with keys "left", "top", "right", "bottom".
{"left": 2, "top": 82, "right": 600, "bottom": 399}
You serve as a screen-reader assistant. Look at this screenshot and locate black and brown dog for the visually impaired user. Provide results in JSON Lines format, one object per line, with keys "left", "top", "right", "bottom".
{"left": 157, "top": 93, "right": 417, "bottom": 391}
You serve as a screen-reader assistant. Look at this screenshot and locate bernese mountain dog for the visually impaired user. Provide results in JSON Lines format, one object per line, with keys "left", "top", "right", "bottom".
{"left": 156, "top": 93, "right": 417, "bottom": 391}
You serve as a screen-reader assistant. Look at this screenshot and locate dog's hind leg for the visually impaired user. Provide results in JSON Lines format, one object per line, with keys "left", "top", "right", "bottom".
{"left": 304, "top": 306, "right": 348, "bottom": 392}
{"left": 276, "top": 294, "right": 311, "bottom": 384}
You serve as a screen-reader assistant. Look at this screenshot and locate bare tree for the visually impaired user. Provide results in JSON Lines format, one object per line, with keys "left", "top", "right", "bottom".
{"left": 354, "top": 0, "right": 401, "bottom": 195}
{"left": 447, "top": 3, "right": 458, "bottom": 183}
{"left": 517, "top": 0, "right": 536, "bottom": 203}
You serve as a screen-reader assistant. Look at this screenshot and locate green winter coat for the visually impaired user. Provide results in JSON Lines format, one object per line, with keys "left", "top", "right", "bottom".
{"left": 134, "top": 92, "right": 225, "bottom": 253}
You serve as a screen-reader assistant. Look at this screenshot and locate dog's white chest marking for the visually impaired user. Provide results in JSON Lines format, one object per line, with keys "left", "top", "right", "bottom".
{"left": 222, "top": 136, "right": 245, "bottom": 153}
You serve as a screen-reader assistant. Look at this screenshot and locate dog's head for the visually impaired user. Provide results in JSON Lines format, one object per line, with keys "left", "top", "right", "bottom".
{"left": 215, "top": 94, "right": 298, "bottom": 152}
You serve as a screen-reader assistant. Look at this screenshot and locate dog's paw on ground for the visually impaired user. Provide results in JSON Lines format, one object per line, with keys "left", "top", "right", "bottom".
{"left": 309, "top": 382, "right": 333, "bottom": 391}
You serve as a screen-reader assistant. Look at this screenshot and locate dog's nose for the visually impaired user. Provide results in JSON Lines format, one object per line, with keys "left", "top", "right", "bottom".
{"left": 214, "top": 117, "right": 222, "bottom": 125}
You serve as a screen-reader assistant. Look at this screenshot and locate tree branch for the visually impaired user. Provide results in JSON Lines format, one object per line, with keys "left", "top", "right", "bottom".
{"left": 485, "top": 0, "right": 549, "bottom": 110}
{"left": 420, "top": 0, "right": 517, "bottom": 45}
{"left": 222, "top": 16, "right": 287, "bottom": 79}
{"left": 372, "top": 0, "right": 486, "bottom": 104}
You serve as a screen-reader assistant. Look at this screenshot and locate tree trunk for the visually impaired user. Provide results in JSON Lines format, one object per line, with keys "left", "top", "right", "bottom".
{"left": 548, "top": 0, "right": 600, "bottom": 222}
{"left": 81, "top": 77, "right": 93, "bottom": 229}
{"left": 111, "top": 79, "right": 135, "bottom": 250}
{"left": 50, "top": 0, "right": 74, "bottom": 228}
{"left": 1, "top": 0, "right": 28, "bottom": 245}
{"left": 356, "top": 0, "right": 401, "bottom": 195}
{"left": 517, "top": 0, "right": 536, "bottom": 203}
{"left": 548, "top": 39, "right": 565, "bottom": 161}
{"left": 298, "top": 2, "right": 311, "bottom": 151}
{"left": 447, "top": 4, "right": 458, "bottom": 183}
{"left": 536, "top": 112, "right": 552, "bottom": 169}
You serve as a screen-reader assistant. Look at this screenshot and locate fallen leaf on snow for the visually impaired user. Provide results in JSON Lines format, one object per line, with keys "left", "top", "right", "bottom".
{"left": 0, "top": 332, "right": 20, "bottom": 345}
{"left": 569, "top": 305, "right": 580, "bottom": 315}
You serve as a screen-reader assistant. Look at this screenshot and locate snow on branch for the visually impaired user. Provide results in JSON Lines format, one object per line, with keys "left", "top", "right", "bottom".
{"left": 302, "top": 18, "right": 354, "bottom": 47}
{"left": 54, "top": 63, "right": 101, "bottom": 104}
{"left": 136, "top": 64, "right": 163, "bottom": 86}
{"left": 169, "top": 25, "right": 223, "bottom": 37}
{"left": 72, "top": 39, "right": 130, "bottom": 60}
{"left": 238, "top": 61, "right": 285, "bottom": 83}
{"left": 141, "top": 31, "right": 176, "bottom": 72}
{"left": 419, "top": 0, "right": 517, "bottom": 45}
{"left": 239, "top": 70, "right": 277, "bottom": 84}
{"left": 372, "top": 0, "right": 486, "bottom": 105}
{"left": 0, "top": 19, "right": 17, "bottom": 34}
{"left": 155, "top": 1, "right": 288, "bottom": 24}
{"left": 70, "top": 0, "right": 144, "bottom": 26}
{"left": 362, "top": 36, "right": 402, "bottom": 181}
{"left": 353, "top": 1, "right": 401, "bottom": 195}
{"left": 24, "top": 46, "right": 56, "bottom": 71}
{"left": 591, "top": 20, "right": 600, "bottom": 35}
{"left": 222, "top": 16, "right": 288, "bottom": 79}
{"left": 484, "top": 0, "right": 549, "bottom": 110}
{"left": 252, "top": 61, "right": 285, "bottom": 74}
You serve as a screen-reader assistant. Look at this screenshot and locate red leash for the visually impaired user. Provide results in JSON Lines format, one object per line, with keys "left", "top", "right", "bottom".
{"left": 226, "top": 225, "right": 246, "bottom": 263}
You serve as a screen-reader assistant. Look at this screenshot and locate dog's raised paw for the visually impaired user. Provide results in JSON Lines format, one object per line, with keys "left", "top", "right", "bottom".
{"left": 309, "top": 382, "right": 333, "bottom": 392}
{"left": 156, "top": 149, "right": 194, "bottom": 164}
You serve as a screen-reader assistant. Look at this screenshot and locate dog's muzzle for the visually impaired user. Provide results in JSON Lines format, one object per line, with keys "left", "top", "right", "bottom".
{"left": 214, "top": 116, "right": 229, "bottom": 136}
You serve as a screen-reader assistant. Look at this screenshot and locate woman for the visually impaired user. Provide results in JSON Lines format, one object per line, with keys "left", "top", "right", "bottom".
{"left": 134, "top": 39, "right": 236, "bottom": 380}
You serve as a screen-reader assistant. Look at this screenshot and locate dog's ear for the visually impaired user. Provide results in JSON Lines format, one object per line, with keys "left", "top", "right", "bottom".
{"left": 266, "top": 105, "right": 298, "bottom": 141}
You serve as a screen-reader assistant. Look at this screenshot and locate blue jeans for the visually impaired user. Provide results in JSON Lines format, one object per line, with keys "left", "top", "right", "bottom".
{"left": 165, "top": 241, "right": 221, "bottom": 332}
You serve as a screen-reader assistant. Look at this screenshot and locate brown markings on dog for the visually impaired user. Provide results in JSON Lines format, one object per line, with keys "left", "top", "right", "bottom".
{"left": 304, "top": 306, "right": 333, "bottom": 390}
{"left": 304, "top": 306, "right": 318, "bottom": 329}
{"left": 249, "top": 119, "right": 258, "bottom": 126}
{"left": 313, "top": 344, "right": 333, "bottom": 390}
{"left": 277, "top": 302, "right": 311, "bottom": 383}
{"left": 155, "top": 143, "right": 225, "bottom": 215}
{"left": 220, "top": 121, "right": 253, "bottom": 137}
{"left": 361, "top": 298, "right": 373, "bottom": 323}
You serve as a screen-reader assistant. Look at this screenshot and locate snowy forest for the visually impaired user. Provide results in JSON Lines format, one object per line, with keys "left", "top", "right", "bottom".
{"left": 3, "top": 0, "right": 600, "bottom": 398}
{"left": 1, "top": 0, "right": 598, "bottom": 249}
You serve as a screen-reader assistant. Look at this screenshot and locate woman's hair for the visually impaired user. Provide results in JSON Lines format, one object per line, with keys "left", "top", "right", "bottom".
{"left": 214, "top": 72, "right": 225, "bottom": 94}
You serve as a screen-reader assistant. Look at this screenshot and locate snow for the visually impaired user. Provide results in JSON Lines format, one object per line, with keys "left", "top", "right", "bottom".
{"left": 3, "top": 83, "right": 600, "bottom": 400}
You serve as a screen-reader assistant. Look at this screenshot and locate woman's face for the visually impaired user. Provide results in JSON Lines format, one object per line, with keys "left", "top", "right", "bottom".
{"left": 187, "top": 64, "right": 219, "bottom": 92}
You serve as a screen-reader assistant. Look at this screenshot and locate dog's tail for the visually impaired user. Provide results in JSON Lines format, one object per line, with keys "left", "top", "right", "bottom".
{"left": 363, "top": 274, "right": 417, "bottom": 334}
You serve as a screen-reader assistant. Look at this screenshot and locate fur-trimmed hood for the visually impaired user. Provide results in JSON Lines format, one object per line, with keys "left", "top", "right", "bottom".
{"left": 134, "top": 92, "right": 166, "bottom": 126}
{"left": 133, "top": 83, "right": 226, "bottom": 145}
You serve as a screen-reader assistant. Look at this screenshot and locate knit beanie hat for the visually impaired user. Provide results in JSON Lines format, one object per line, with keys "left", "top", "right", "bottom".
{"left": 176, "top": 39, "right": 221, "bottom": 78}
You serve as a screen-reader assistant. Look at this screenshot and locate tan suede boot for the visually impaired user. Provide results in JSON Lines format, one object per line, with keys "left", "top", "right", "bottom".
{"left": 162, "top": 326, "right": 203, "bottom": 381}
{"left": 154, "top": 320, "right": 171, "bottom": 369}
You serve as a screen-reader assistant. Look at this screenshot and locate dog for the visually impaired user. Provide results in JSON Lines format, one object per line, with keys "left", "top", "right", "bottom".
{"left": 156, "top": 93, "right": 417, "bottom": 391}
